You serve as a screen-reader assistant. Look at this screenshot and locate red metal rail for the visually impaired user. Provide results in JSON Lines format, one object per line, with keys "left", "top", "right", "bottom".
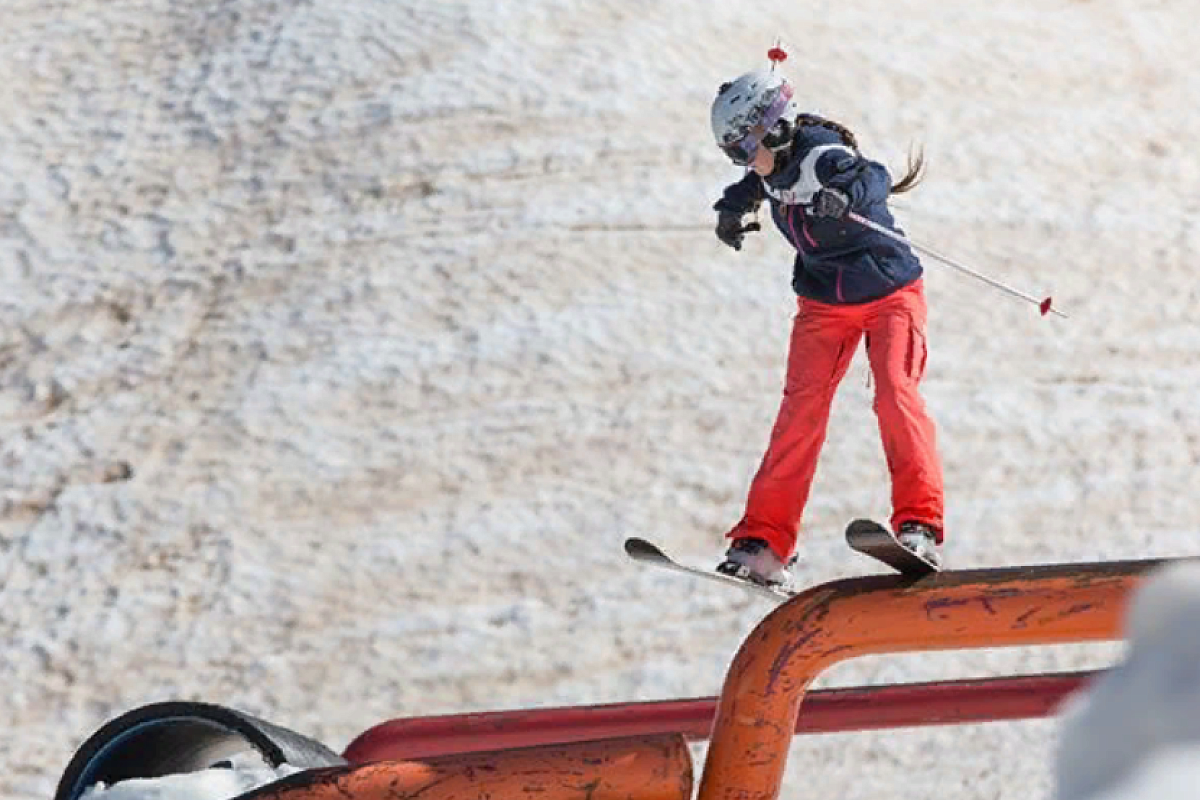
{"left": 343, "top": 671, "right": 1096, "bottom": 762}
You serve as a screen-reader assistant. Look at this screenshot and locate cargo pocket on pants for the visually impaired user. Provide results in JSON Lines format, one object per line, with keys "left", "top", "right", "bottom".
{"left": 906, "top": 325, "right": 928, "bottom": 383}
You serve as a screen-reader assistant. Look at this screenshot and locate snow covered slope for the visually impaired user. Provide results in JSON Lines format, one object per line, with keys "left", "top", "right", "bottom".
{"left": 2, "top": 1, "right": 1199, "bottom": 798}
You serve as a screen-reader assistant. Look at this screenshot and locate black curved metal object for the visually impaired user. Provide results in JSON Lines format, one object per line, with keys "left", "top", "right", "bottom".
{"left": 54, "top": 701, "right": 346, "bottom": 800}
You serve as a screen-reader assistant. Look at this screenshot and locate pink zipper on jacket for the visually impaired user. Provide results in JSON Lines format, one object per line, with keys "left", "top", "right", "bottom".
{"left": 788, "top": 205, "right": 843, "bottom": 302}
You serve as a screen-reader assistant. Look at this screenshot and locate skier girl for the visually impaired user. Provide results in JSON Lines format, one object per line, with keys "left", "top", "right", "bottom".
{"left": 709, "top": 65, "right": 945, "bottom": 587}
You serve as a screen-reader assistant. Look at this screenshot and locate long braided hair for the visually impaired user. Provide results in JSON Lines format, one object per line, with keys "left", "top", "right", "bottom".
{"left": 793, "top": 113, "right": 925, "bottom": 195}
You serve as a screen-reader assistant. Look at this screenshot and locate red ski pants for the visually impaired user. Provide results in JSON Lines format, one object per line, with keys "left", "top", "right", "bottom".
{"left": 728, "top": 279, "right": 944, "bottom": 560}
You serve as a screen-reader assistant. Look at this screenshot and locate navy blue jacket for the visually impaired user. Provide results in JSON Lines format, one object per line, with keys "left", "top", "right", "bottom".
{"left": 714, "top": 121, "right": 922, "bottom": 305}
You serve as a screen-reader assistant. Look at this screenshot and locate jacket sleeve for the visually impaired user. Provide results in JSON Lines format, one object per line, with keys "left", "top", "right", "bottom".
{"left": 816, "top": 150, "right": 892, "bottom": 209}
{"left": 712, "top": 172, "right": 765, "bottom": 215}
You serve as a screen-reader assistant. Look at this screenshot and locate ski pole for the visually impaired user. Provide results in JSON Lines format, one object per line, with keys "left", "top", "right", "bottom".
{"left": 847, "top": 211, "right": 1067, "bottom": 319}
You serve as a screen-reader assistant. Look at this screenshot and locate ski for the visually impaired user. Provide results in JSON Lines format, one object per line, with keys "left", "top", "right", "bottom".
{"left": 626, "top": 521, "right": 937, "bottom": 603}
{"left": 845, "top": 518, "right": 941, "bottom": 577}
{"left": 623, "top": 537, "right": 797, "bottom": 602}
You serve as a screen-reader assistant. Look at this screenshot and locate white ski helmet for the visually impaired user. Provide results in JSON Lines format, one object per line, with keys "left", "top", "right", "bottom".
{"left": 710, "top": 69, "right": 798, "bottom": 165}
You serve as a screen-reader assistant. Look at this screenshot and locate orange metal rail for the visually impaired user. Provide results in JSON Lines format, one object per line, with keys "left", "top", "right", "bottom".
{"left": 248, "top": 556, "right": 1168, "bottom": 800}
{"left": 250, "top": 734, "right": 692, "bottom": 800}
{"left": 698, "top": 558, "right": 1163, "bottom": 800}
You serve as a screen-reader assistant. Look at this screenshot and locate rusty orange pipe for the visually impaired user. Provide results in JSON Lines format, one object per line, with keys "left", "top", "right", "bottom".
{"left": 247, "top": 733, "right": 691, "bottom": 800}
{"left": 699, "top": 558, "right": 1167, "bottom": 800}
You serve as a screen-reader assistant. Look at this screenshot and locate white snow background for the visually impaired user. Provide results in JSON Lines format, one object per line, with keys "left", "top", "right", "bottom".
{"left": 2, "top": 1, "right": 1199, "bottom": 799}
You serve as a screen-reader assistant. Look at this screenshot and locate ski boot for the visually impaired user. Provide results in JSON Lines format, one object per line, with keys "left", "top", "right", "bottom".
{"left": 895, "top": 521, "right": 943, "bottom": 568}
{"left": 716, "top": 537, "right": 795, "bottom": 588}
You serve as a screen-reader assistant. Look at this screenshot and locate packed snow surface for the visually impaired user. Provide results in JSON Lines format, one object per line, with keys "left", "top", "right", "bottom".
{"left": 2, "top": 1, "right": 1198, "bottom": 798}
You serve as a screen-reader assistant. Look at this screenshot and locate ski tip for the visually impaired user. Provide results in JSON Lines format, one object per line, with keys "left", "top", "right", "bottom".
{"left": 624, "top": 537, "right": 669, "bottom": 562}
{"left": 844, "top": 518, "right": 887, "bottom": 540}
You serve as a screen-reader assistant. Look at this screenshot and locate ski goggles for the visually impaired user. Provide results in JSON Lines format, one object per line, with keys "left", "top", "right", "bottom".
{"left": 721, "top": 132, "right": 766, "bottom": 166}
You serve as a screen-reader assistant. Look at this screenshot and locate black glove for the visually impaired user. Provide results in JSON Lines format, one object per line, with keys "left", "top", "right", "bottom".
{"left": 715, "top": 210, "right": 761, "bottom": 251}
{"left": 811, "top": 187, "right": 850, "bottom": 218}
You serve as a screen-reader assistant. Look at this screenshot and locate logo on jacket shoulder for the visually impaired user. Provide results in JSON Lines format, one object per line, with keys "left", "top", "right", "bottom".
{"left": 762, "top": 143, "right": 856, "bottom": 207}
{"left": 764, "top": 186, "right": 810, "bottom": 206}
